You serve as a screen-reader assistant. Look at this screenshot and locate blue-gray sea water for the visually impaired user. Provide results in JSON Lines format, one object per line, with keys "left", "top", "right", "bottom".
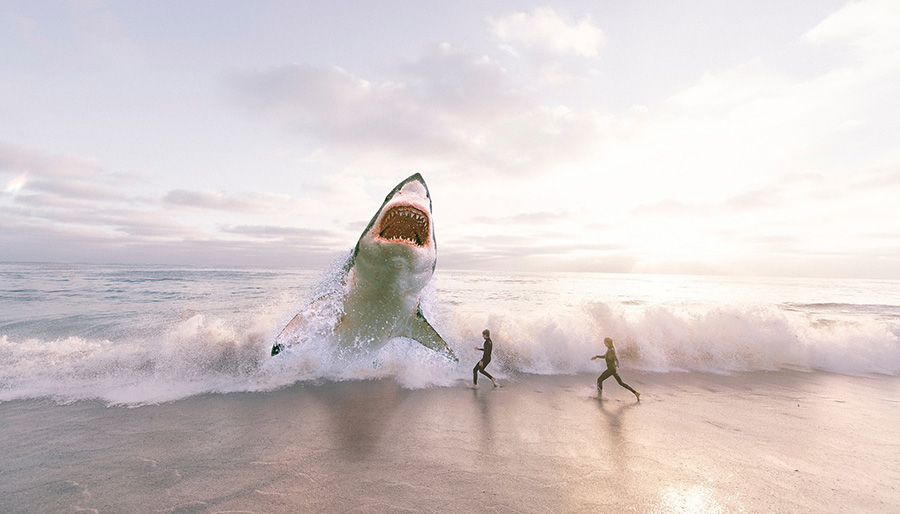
{"left": 2, "top": 261, "right": 898, "bottom": 405}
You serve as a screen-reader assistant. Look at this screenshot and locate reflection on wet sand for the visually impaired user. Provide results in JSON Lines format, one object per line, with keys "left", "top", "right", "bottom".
{"left": 2, "top": 372, "right": 893, "bottom": 513}
{"left": 650, "top": 484, "right": 729, "bottom": 514}
{"left": 474, "top": 387, "right": 496, "bottom": 454}
{"left": 317, "top": 380, "right": 404, "bottom": 459}
{"left": 596, "top": 398, "right": 640, "bottom": 471}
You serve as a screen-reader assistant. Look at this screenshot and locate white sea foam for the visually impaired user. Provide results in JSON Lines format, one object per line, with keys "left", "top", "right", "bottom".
{"left": 1, "top": 264, "right": 898, "bottom": 405}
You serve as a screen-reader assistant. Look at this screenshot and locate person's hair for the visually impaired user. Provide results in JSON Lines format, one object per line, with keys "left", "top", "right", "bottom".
{"left": 483, "top": 329, "right": 490, "bottom": 337}
{"left": 604, "top": 337, "right": 613, "bottom": 346}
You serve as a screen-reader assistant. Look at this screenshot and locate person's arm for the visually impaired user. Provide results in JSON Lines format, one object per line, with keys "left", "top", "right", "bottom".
{"left": 591, "top": 351, "right": 607, "bottom": 360}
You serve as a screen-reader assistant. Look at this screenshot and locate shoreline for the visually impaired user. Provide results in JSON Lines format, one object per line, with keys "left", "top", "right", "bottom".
{"left": 2, "top": 371, "right": 899, "bottom": 513}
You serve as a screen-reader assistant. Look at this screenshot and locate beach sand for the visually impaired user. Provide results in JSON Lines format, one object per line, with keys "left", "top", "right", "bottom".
{"left": 2, "top": 371, "right": 898, "bottom": 513}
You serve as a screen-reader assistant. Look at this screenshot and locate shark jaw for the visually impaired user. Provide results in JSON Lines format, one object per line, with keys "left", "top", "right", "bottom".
{"left": 352, "top": 174, "right": 437, "bottom": 281}
{"left": 378, "top": 204, "right": 430, "bottom": 247}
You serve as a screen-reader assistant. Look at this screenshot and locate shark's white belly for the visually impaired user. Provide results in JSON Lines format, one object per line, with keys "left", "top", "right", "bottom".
{"left": 336, "top": 262, "right": 424, "bottom": 350}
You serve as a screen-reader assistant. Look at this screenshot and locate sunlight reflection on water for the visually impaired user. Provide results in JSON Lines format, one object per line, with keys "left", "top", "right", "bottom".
{"left": 651, "top": 484, "right": 730, "bottom": 514}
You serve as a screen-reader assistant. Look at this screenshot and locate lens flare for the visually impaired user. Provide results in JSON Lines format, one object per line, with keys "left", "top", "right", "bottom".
{"left": 5, "top": 174, "right": 27, "bottom": 193}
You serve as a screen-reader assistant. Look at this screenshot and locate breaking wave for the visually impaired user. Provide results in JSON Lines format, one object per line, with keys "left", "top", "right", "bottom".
{"left": 1, "top": 263, "right": 898, "bottom": 405}
{"left": 479, "top": 301, "right": 900, "bottom": 377}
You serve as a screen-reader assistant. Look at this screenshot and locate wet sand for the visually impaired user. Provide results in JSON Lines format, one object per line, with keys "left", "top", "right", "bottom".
{"left": 2, "top": 371, "right": 899, "bottom": 513}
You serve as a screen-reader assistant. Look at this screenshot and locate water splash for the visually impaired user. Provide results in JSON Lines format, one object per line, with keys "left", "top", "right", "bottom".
{"left": 1, "top": 264, "right": 898, "bottom": 405}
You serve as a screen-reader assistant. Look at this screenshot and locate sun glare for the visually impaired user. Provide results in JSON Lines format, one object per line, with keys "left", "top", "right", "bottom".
{"left": 625, "top": 218, "right": 734, "bottom": 273}
{"left": 651, "top": 484, "right": 729, "bottom": 514}
{"left": 5, "top": 174, "right": 27, "bottom": 193}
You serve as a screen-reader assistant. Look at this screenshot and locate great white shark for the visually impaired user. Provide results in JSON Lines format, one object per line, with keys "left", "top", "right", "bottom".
{"left": 271, "top": 173, "right": 456, "bottom": 361}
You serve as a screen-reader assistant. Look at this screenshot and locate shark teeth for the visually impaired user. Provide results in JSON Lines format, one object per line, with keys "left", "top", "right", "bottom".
{"left": 379, "top": 205, "right": 429, "bottom": 246}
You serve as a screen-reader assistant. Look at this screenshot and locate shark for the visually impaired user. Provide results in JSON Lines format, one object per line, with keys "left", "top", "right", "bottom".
{"left": 271, "top": 173, "right": 456, "bottom": 361}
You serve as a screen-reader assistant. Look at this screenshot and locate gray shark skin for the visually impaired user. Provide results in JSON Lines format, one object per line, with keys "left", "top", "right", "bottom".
{"left": 272, "top": 173, "right": 456, "bottom": 361}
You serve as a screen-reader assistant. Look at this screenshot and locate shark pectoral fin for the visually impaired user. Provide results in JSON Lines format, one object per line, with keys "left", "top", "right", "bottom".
{"left": 401, "top": 309, "right": 457, "bottom": 362}
{"left": 272, "top": 312, "right": 306, "bottom": 356}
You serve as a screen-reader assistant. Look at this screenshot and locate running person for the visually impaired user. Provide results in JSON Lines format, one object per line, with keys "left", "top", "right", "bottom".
{"left": 591, "top": 337, "right": 640, "bottom": 400}
{"left": 473, "top": 329, "right": 499, "bottom": 387}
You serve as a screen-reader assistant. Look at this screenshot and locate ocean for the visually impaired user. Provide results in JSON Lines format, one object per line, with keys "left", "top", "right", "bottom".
{"left": 1, "top": 261, "right": 898, "bottom": 405}
{"left": 2, "top": 261, "right": 900, "bottom": 513}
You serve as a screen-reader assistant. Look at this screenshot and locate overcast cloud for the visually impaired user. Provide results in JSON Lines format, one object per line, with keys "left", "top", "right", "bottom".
{"left": 1, "top": 1, "right": 899, "bottom": 277}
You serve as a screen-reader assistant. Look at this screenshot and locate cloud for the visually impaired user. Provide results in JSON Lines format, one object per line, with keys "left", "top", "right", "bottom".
{"left": 0, "top": 141, "right": 104, "bottom": 179}
{"left": 850, "top": 166, "right": 900, "bottom": 189}
{"left": 5, "top": 2, "right": 899, "bottom": 277}
{"left": 0, "top": 137, "right": 357, "bottom": 267}
{"left": 0, "top": 141, "right": 169, "bottom": 243}
{"left": 26, "top": 178, "right": 127, "bottom": 201}
{"left": 153, "top": 2, "right": 900, "bottom": 276}
{"left": 163, "top": 189, "right": 295, "bottom": 213}
{"left": 2, "top": 194, "right": 196, "bottom": 238}
{"left": 630, "top": 200, "right": 702, "bottom": 217}
{"left": 228, "top": 44, "right": 525, "bottom": 145}
{"left": 1, "top": 142, "right": 152, "bottom": 209}
{"left": 70, "top": 1, "right": 143, "bottom": 63}
{"left": 400, "top": 43, "right": 525, "bottom": 122}
{"left": 7, "top": 12, "right": 49, "bottom": 49}
{"left": 806, "top": 0, "right": 900, "bottom": 68}
{"left": 721, "top": 188, "right": 783, "bottom": 211}
{"left": 472, "top": 210, "right": 574, "bottom": 226}
{"left": 108, "top": 211, "right": 201, "bottom": 239}
{"left": 0, "top": 221, "right": 340, "bottom": 267}
{"left": 490, "top": 7, "right": 604, "bottom": 58}
{"left": 221, "top": 224, "right": 334, "bottom": 241}
{"left": 591, "top": 56, "right": 884, "bottom": 209}
{"left": 227, "top": 46, "right": 606, "bottom": 176}
{"left": 228, "top": 63, "right": 459, "bottom": 156}
{"left": 13, "top": 191, "right": 104, "bottom": 210}
{"left": 439, "top": 234, "right": 633, "bottom": 273}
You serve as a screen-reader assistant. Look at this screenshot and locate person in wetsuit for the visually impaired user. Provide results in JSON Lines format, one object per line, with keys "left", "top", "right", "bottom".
{"left": 591, "top": 337, "right": 640, "bottom": 401}
{"left": 473, "top": 329, "right": 499, "bottom": 387}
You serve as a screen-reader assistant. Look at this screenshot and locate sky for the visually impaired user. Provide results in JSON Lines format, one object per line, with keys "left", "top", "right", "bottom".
{"left": 2, "top": 0, "right": 900, "bottom": 278}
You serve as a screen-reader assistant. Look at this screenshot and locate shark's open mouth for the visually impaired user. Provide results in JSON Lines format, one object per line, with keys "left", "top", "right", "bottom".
{"left": 379, "top": 205, "right": 429, "bottom": 246}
